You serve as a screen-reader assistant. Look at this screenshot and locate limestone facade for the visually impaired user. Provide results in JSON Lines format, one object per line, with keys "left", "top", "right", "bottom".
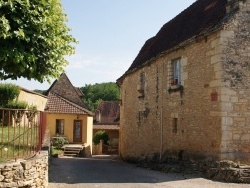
{"left": 118, "top": 0, "right": 250, "bottom": 163}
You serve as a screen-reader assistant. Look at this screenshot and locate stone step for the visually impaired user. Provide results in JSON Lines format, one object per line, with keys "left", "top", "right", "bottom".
{"left": 64, "top": 150, "right": 80, "bottom": 153}
{"left": 63, "top": 147, "right": 82, "bottom": 157}
{"left": 64, "top": 148, "right": 82, "bottom": 151}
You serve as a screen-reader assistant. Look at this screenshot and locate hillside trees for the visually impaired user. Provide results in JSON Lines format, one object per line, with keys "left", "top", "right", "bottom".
{"left": 0, "top": 0, "right": 77, "bottom": 82}
{"left": 81, "top": 82, "right": 120, "bottom": 112}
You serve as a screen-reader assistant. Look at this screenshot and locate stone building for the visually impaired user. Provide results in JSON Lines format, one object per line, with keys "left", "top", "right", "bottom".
{"left": 117, "top": 0, "right": 250, "bottom": 163}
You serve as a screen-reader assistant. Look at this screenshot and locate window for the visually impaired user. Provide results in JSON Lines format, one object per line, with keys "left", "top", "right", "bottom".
{"left": 172, "top": 118, "right": 178, "bottom": 133}
{"left": 138, "top": 72, "right": 145, "bottom": 97}
{"left": 140, "top": 72, "right": 145, "bottom": 91}
{"left": 56, "top": 119, "right": 64, "bottom": 135}
{"left": 171, "top": 59, "right": 181, "bottom": 86}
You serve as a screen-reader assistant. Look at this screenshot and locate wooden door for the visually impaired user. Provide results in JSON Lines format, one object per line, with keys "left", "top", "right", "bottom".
{"left": 73, "top": 120, "right": 82, "bottom": 143}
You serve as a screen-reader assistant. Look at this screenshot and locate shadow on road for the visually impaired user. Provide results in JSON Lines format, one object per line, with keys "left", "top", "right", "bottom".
{"left": 49, "top": 155, "right": 201, "bottom": 185}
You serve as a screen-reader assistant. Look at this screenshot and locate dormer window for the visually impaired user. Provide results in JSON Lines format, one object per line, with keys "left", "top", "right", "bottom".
{"left": 171, "top": 59, "right": 181, "bottom": 86}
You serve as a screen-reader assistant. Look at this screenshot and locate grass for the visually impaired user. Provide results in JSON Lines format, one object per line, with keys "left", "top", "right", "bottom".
{"left": 0, "top": 125, "right": 39, "bottom": 162}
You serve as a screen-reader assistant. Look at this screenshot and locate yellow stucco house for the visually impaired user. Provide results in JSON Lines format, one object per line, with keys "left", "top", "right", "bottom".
{"left": 44, "top": 74, "right": 94, "bottom": 153}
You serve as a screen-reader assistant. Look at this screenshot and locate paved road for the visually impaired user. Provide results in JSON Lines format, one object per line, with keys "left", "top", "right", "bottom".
{"left": 48, "top": 155, "right": 249, "bottom": 188}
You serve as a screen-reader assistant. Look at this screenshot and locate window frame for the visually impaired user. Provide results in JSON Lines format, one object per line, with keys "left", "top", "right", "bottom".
{"left": 55, "top": 119, "right": 65, "bottom": 135}
{"left": 171, "top": 58, "right": 181, "bottom": 86}
{"left": 138, "top": 72, "right": 146, "bottom": 97}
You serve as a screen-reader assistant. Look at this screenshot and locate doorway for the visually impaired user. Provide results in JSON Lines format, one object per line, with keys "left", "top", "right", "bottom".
{"left": 73, "top": 120, "right": 82, "bottom": 142}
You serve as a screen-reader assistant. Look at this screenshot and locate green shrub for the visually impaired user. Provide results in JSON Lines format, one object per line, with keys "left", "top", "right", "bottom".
{"left": 28, "top": 105, "right": 37, "bottom": 111}
{"left": 93, "top": 130, "right": 109, "bottom": 145}
{"left": 26, "top": 105, "right": 38, "bottom": 122}
{"left": 0, "top": 83, "right": 20, "bottom": 107}
{"left": 53, "top": 137, "right": 68, "bottom": 149}
{"left": 5, "top": 101, "right": 28, "bottom": 109}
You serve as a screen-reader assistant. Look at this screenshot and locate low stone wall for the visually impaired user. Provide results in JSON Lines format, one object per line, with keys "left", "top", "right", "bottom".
{"left": 0, "top": 151, "right": 48, "bottom": 188}
{"left": 127, "top": 156, "right": 250, "bottom": 183}
{"left": 205, "top": 161, "right": 250, "bottom": 183}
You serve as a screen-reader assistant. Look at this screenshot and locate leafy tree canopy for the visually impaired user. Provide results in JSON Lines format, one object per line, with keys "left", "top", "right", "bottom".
{"left": 93, "top": 130, "right": 109, "bottom": 145}
{"left": 0, "top": 0, "right": 77, "bottom": 82}
{"left": 81, "top": 82, "right": 120, "bottom": 112}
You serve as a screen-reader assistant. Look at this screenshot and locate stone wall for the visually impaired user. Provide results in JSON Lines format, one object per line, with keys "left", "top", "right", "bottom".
{"left": 220, "top": 0, "right": 250, "bottom": 162}
{"left": 137, "top": 158, "right": 250, "bottom": 183}
{"left": 120, "top": 29, "right": 223, "bottom": 161}
{"left": 119, "top": 0, "right": 250, "bottom": 163}
{"left": 0, "top": 151, "right": 48, "bottom": 188}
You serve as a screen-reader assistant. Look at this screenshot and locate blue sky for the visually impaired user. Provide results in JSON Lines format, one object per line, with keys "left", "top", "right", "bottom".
{"left": 5, "top": 0, "right": 196, "bottom": 90}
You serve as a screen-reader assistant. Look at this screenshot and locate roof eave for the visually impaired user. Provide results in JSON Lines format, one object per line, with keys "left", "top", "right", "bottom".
{"left": 117, "top": 22, "right": 225, "bottom": 85}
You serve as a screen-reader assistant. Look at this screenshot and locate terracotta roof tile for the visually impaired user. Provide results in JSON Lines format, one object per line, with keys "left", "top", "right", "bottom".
{"left": 45, "top": 73, "right": 88, "bottom": 109}
{"left": 45, "top": 92, "right": 93, "bottom": 115}
{"left": 94, "top": 101, "right": 120, "bottom": 124}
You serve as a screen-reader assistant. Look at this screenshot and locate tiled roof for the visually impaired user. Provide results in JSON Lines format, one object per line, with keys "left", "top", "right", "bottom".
{"left": 45, "top": 92, "right": 93, "bottom": 115}
{"left": 93, "top": 124, "right": 119, "bottom": 130}
{"left": 74, "top": 87, "right": 84, "bottom": 98}
{"left": 45, "top": 73, "right": 88, "bottom": 109}
{"left": 118, "top": 0, "right": 228, "bottom": 81}
{"left": 94, "top": 101, "right": 120, "bottom": 124}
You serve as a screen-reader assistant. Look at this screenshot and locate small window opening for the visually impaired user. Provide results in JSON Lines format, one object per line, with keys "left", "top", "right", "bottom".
{"left": 172, "top": 118, "right": 178, "bottom": 133}
{"left": 171, "top": 59, "right": 181, "bottom": 86}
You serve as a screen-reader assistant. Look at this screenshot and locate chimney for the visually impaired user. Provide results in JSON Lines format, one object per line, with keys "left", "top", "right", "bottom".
{"left": 96, "top": 110, "right": 101, "bottom": 122}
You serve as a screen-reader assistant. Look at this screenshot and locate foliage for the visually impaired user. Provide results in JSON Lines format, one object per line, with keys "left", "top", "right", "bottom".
{"left": 0, "top": 0, "right": 77, "bottom": 82}
{"left": 5, "top": 101, "right": 28, "bottom": 109}
{"left": 93, "top": 130, "right": 109, "bottom": 145}
{"left": 5, "top": 101, "right": 28, "bottom": 123}
{"left": 27, "top": 105, "right": 37, "bottom": 111}
{"left": 33, "top": 89, "right": 47, "bottom": 95}
{"left": 81, "top": 82, "right": 120, "bottom": 112}
{"left": 52, "top": 136, "right": 67, "bottom": 149}
{"left": 51, "top": 146, "right": 63, "bottom": 157}
{"left": 0, "top": 83, "right": 20, "bottom": 107}
{"left": 26, "top": 105, "right": 37, "bottom": 122}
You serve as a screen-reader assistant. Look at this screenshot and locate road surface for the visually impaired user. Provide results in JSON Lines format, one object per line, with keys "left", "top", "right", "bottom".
{"left": 48, "top": 155, "right": 249, "bottom": 188}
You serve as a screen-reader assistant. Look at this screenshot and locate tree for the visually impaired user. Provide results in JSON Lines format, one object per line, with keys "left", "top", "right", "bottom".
{"left": 0, "top": 83, "right": 20, "bottom": 107}
{"left": 0, "top": 0, "right": 77, "bottom": 82}
{"left": 81, "top": 82, "right": 120, "bottom": 112}
{"left": 93, "top": 130, "right": 109, "bottom": 145}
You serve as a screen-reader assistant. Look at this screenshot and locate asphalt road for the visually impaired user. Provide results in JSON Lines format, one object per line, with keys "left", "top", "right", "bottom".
{"left": 48, "top": 155, "right": 249, "bottom": 188}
